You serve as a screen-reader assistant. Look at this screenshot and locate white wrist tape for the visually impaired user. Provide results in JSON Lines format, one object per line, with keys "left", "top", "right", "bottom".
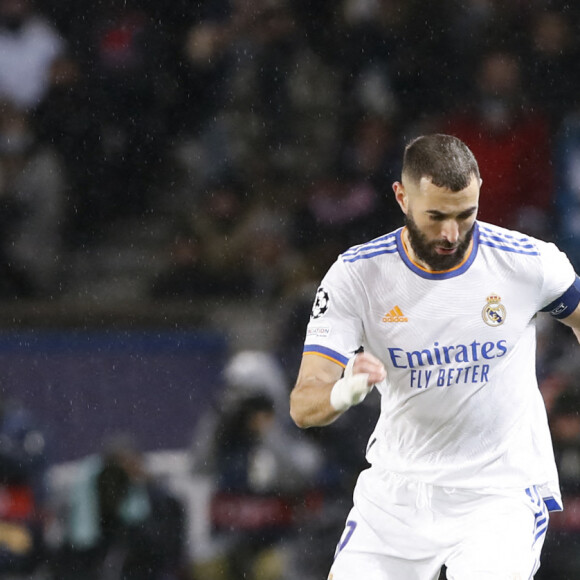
{"left": 330, "top": 356, "right": 371, "bottom": 412}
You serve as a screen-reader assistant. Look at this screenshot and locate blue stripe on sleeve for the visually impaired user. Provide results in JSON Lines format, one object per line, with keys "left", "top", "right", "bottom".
{"left": 540, "top": 276, "right": 580, "bottom": 319}
{"left": 303, "top": 344, "right": 349, "bottom": 366}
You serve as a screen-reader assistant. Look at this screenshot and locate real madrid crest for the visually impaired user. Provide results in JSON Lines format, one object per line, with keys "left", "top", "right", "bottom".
{"left": 482, "top": 294, "right": 506, "bottom": 327}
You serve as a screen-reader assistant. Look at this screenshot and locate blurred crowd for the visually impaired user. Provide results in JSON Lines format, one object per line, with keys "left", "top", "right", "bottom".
{"left": 0, "top": 0, "right": 580, "bottom": 578}
{"left": 0, "top": 0, "right": 579, "bottom": 302}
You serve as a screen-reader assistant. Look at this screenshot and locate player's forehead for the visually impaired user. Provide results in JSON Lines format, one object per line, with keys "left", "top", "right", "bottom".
{"left": 404, "top": 174, "right": 480, "bottom": 211}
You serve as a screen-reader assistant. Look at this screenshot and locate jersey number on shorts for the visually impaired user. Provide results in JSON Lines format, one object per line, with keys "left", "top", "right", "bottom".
{"left": 334, "top": 520, "right": 357, "bottom": 559}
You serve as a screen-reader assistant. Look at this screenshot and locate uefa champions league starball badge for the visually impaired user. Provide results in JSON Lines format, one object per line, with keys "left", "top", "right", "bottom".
{"left": 311, "top": 287, "right": 329, "bottom": 319}
{"left": 482, "top": 294, "right": 506, "bottom": 327}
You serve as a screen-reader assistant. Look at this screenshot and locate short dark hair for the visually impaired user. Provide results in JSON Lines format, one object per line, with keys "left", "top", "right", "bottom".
{"left": 402, "top": 134, "right": 480, "bottom": 192}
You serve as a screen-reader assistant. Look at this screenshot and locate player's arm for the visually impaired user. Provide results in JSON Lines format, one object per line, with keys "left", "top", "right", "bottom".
{"left": 290, "top": 351, "right": 386, "bottom": 428}
{"left": 547, "top": 275, "right": 580, "bottom": 344}
{"left": 558, "top": 302, "right": 580, "bottom": 344}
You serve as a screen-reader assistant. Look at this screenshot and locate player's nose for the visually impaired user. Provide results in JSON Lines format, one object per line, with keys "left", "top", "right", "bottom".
{"left": 441, "top": 220, "right": 460, "bottom": 244}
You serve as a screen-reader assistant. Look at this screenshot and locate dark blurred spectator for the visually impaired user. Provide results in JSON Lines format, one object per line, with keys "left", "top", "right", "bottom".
{"left": 0, "top": 100, "right": 66, "bottom": 296}
{"left": 207, "top": 392, "right": 321, "bottom": 580}
{"left": 446, "top": 0, "right": 499, "bottom": 58}
{"left": 172, "top": 0, "right": 317, "bottom": 189}
{"left": 33, "top": 55, "right": 104, "bottom": 249}
{"left": 336, "top": 0, "right": 399, "bottom": 120}
{"left": 182, "top": 177, "right": 287, "bottom": 300}
{"left": 60, "top": 0, "right": 172, "bottom": 234}
{"left": 523, "top": 9, "right": 580, "bottom": 133}
{"left": 536, "top": 387, "right": 580, "bottom": 579}
{"left": 0, "top": 393, "right": 48, "bottom": 575}
{"left": 164, "top": 1, "right": 238, "bottom": 195}
{"left": 441, "top": 49, "right": 554, "bottom": 238}
{"left": 178, "top": 0, "right": 300, "bottom": 134}
{"left": 292, "top": 172, "right": 391, "bottom": 278}
{"left": 336, "top": 0, "right": 451, "bottom": 123}
{"left": 0, "top": 0, "right": 65, "bottom": 111}
{"left": 553, "top": 109, "right": 580, "bottom": 272}
{"left": 341, "top": 116, "right": 399, "bottom": 186}
{"left": 191, "top": 349, "right": 321, "bottom": 479}
{"left": 190, "top": 178, "right": 250, "bottom": 271}
{"left": 171, "top": 0, "right": 234, "bottom": 137}
{"left": 445, "top": 0, "right": 537, "bottom": 68}
{"left": 190, "top": 349, "right": 323, "bottom": 580}
{"left": 152, "top": 178, "right": 310, "bottom": 304}
{"left": 338, "top": 114, "right": 403, "bottom": 229}
{"left": 237, "top": 201, "right": 308, "bottom": 302}
{"left": 150, "top": 222, "right": 252, "bottom": 301}
{"left": 536, "top": 315, "right": 575, "bottom": 410}
{"left": 51, "top": 434, "right": 186, "bottom": 580}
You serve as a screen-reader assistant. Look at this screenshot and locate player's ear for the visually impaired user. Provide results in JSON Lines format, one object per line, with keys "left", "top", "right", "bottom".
{"left": 393, "top": 182, "right": 408, "bottom": 215}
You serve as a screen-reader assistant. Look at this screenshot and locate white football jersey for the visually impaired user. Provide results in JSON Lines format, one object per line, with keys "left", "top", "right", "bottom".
{"left": 304, "top": 221, "right": 578, "bottom": 509}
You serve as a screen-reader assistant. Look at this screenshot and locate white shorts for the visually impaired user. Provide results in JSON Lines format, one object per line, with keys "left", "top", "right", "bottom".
{"left": 328, "top": 468, "right": 549, "bottom": 580}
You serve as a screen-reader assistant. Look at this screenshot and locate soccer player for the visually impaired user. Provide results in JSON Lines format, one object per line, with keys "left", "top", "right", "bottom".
{"left": 289, "top": 134, "right": 580, "bottom": 579}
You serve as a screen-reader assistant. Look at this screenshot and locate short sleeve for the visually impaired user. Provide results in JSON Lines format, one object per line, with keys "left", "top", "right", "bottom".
{"left": 538, "top": 241, "right": 578, "bottom": 314}
{"left": 303, "top": 258, "right": 365, "bottom": 367}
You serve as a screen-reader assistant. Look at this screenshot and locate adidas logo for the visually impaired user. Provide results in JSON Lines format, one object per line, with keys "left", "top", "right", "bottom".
{"left": 382, "top": 306, "right": 408, "bottom": 323}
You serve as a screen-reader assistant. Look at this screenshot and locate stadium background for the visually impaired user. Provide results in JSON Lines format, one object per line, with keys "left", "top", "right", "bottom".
{"left": 0, "top": 0, "right": 579, "bottom": 578}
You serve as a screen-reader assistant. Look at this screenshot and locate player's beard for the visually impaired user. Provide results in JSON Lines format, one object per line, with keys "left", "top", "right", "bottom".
{"left": 405, "top": 213, "right": 475, "bottom": 271}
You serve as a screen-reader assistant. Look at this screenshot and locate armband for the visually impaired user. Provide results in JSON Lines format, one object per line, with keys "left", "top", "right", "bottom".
{"left": 541, "top": 276, "right": 580, "bottom": 319}
{"left": 330, "top": 356, "right": 371, "bottom": 412}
